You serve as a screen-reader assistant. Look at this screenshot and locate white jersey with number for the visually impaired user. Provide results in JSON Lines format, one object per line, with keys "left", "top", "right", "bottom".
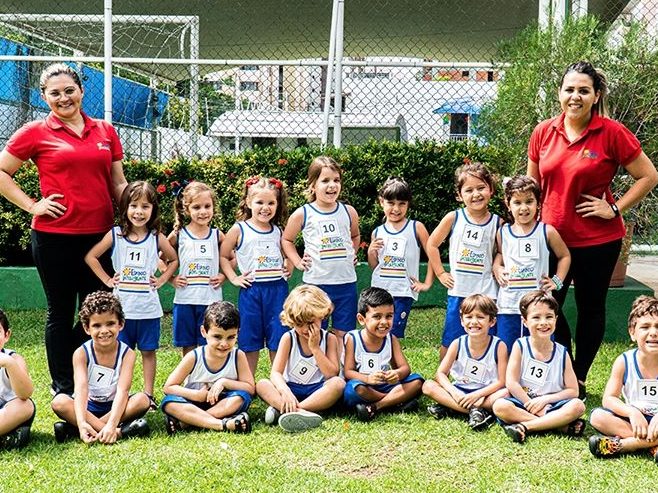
{"left": 235, "top": 221, "right": 284, "bottom": 283}
{"left": 184, "top": 346, "right": 239, "bottom": 391}
{"left": 621, "top": 349, "right": 658, "bottom": 416}
{"left": 173, "top": 227, "right": 222, "bottom": 305}
{"left": 111, "top": 227, "right": 163, "bottom": 319}
{"left": 450, "top": 335, "right": 502, "bottom": 391}
{"left": 517, "top": 337, "right": 567, "bottom": 398}
{"left": 497, "top": 222, "right": 550, "bottom": 314}
{"left": 0, "top": 348, "right": 17, "bottom": 406}
{"left": 283, "top": 330, "right": 327, "bottom": 385}
{"left": 448, "top": 209, "right": 499, "bottom": 299}
{"left": 371, "top": 219, "right": 420, "bottom": 300}
{"left": 347, "top": 329, "right": 392, "bottom": 376}
{"left": 300, "top": 202, "right": 357, "bottom": 285}
{"left": 83, "top": 339, "right": 130, "bottom": 403}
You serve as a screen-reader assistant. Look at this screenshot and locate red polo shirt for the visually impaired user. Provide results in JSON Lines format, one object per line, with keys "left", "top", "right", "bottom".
{"left": 5, "top": 112, "right": 123, "bottom": 234}
{"left": 528, "top": 112, "right": 641, "bottom": 248}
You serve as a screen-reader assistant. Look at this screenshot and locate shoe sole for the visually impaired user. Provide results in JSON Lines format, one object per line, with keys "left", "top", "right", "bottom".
{"left": 278, "top": 412, "right": 323, "bottom": 433}
{"left": 264, "top": 407, "right": 281, "bottom": 426}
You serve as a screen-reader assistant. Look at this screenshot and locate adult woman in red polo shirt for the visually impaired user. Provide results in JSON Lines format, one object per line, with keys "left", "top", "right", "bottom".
{"left": 0, "top": 63, "right": 127, "bottom": 396}
{"left": 527, "top": 61, "right": 658, "bottom": 397}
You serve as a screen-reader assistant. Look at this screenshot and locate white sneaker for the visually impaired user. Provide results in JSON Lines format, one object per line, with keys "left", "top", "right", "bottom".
{"left": 278, "top": 410, "right": 323, "bottom": 433}
{"left": 264, "top": 406, "right": 281, "bottom": 425}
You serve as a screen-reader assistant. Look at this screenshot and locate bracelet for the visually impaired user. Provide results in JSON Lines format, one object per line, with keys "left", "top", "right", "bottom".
{"left": 609, "top": 202, "right": 620, "bottom": 218}
{"left": 551, "top": 274, "right": 563, "bottom": 291}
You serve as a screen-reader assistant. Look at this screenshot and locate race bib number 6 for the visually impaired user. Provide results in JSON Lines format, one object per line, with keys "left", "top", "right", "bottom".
{"left": 360, "top": 355, "right": 379, "bottom": 375}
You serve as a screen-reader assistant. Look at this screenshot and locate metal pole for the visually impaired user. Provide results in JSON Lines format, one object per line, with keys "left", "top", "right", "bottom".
{"left": 332, "top": 0, "right": 345, "bottom": 148}
{"left": 321, "top": 0, "right": 340, "bottom": 147}
{"left": 189, "top": 17, "right": 200, "bottom": 155}
{"left": 103, "top": 0, "right": 112, "bottom": 122}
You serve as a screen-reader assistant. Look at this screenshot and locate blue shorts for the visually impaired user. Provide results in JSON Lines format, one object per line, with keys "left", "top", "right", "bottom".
{"left": 442, "top": 295, "right": 497, "bottom": 347}
{"left": 497, "top": 396, "right": 575, "bottom": 424}
{"left": 343, "top": 373, "right": 424, "bottom": 408}
{"left": 119, "top": 318, "right": 160, "bottom": 351}
{"left": 313, "top": 282, "right": 357, "bottom": 332}
{"left": 287, "top": 381, "right": 325, "bottom": 402}
{"left": 172, "top": 304, "right": 207, "bottom": 347}
{"left": 238, "top": 279, "right": 289, "bottom": 352}
{"left": 160, "top": 390, "right": 252, "bottom": 414}
{"left": 496, "top": 314, "right": 528, "bottom": 353}
{"left": 392, "top": 296, "right": 414, "bottom": 339}
{"left": 590, "top": 406, "right": 655, "bottom": 426}
{"left": 88, "top": 399, "right": 113, "bottom": 417}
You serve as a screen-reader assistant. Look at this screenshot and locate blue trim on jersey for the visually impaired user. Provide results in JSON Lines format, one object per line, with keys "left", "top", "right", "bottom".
{"left": 295, "top": 331, "right": 326, "bottom": 358}
{"left": 341, "top": 202, "right": 352, "bottom": 228}
{"left": 122, "top": 230, "right": 153, "bottom": 246}
{"left": 201, "top": 346, "right": 231, "bottom": 374}
{"left": 111, "top": 227, "right": 117, "bottom": 256}
{"left": 382, "top": 218, "right": 411, "bottom": 236}
{"left": 356, "top": 331, "right": 387, "bottom": 354}
{"left": 89, "top": 341, "right": 121, "bottom": 370}
{"left": 464, "top": 334, "right": 494, "bottom": 361}
{"left": 307, "top": 202, "right": 340, "bottom": 215}
{"left": 525, "top": 337, "right": 557, "bottom": 364}
{"left": 633, "top": 349, "right": 644, "bottom": 379}
{"left": 622, "top": 351, "right": 629, "bottom": 385}
{"left": 182, "top": 226, "right": 213, "bottom": 241}
{"left": 449, "top": 210, "right": 458, "bottom": 234}
{"left": 460, "top": 208, "right": 496, "bottom": 227}
{"left": 244, "top": 221, "right": 274, "bottom": 235}
{"left": 301, "top": 204, "right": 307, "bottom": 229}
{"left": 506, "top": 221, "right": 540, "bottom": 239}
{"left": 236, "top": 222, "right": 245, "bottom": 250}
{"left": 542, "top": 223, "right": 548, "bottom": 243}
{"left": 561, "top": 348, "right": 567, "bottom": 388}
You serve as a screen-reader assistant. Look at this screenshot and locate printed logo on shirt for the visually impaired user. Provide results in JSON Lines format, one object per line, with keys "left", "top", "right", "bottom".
{"left": 97, "top": 142, "right": 111, "bottom": 151}
{"left": 456, "top": 248, "right": 485, "bottom": 275}
{"left": 507, "top": 265, "right": 538, "bottom": 290}
{"left": 255, "top": 254, "right": 283, "bottom": 280}
{"left": 118, "top": 266, "right": 150, "bottom": 292}
{"left": 187, "top": 262, "right": 211, "bottom": 286}
{"left": 582, "top": 148, "right": 599, "bottom": 159}
{"left": 380, "top": 254, "right": 406, "bottom": 279}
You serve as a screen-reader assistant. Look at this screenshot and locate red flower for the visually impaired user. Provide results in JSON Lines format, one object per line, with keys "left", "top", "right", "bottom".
{"left": 163, "top": 168, "right": 174, "bottom": 176}
{"left": 170, "top": 180, "right": 180, "bottom": 189}
{"left": 277, "top": 158, "right": 288, "bottom": 166}
{"left": 359, "top": 241, "right": 368, "bottom": 250}
{"left": 156, "top": 184, "right": 166, "bottom": 193}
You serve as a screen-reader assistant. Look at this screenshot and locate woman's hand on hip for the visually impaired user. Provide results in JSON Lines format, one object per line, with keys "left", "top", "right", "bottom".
{"left": 575, "top": 193, "right": 616, "bottom": 219}
{"left": 29, "top": 194, "right": 66, "bottom": 218}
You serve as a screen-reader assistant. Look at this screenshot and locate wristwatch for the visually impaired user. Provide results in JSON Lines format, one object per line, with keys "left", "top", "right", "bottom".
{"left": 609, "top": 202, "right": 620, "bottom": 217}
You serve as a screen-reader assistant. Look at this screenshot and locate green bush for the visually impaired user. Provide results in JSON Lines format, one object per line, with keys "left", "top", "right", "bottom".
{"left": 0, "top": 140, "right": 513, "bottom": 264}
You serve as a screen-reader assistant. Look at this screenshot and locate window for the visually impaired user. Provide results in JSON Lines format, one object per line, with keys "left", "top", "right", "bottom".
{"left": 252, "top": 137, "right": 276, "bottom": 148}
{"left": 239, "top": 81, "right": 259, "bottom": 91}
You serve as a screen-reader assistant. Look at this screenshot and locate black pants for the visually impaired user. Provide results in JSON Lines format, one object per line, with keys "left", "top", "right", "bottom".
{"left": 551, "top": 239, "right": 622, "bottom": 383}
{"left": 31, "top": 230, "right": 112, "bottom": 395}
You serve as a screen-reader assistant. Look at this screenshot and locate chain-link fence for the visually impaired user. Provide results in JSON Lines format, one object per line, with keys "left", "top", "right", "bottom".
{"left": 1, "top": 0, "right": 657, "bottom": 246}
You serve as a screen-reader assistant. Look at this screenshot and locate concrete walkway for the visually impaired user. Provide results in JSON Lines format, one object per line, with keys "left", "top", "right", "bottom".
{"left": 627, "top": 254, "right": 658, "bottom": 295}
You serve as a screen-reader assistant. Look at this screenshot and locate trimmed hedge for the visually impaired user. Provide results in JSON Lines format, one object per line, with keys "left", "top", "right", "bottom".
{"left": 0, "top": 140, "right": 513, "bottom": 264}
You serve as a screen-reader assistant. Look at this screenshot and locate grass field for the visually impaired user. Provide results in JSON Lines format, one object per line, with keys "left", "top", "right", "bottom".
{"left": 1, "top": 307, "right": 658, "bottom": 493}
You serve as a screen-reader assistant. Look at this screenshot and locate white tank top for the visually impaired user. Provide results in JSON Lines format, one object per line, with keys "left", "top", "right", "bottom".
{"left": 173, "top": 227, "right": 223, "bottom": 305}
{"left": 517, "top": 337, "right": 567, "bottom": 398}
{"left": 370, "top": 219, "right": 420, "bottom": 300}
{"left": 347, "top": 329, "right": 392, "bottom": 375}
{"left": 83, "top": 339, "right": 130, "bottom": 403}
{"left": 235, "top": 221, "right": 284, "bottom": 283}
{"left": 184, "top": 346, "right": 239, "bottom": 390}
{"left": 283, "top": 330, "right": 327, "bottom": 385}
{"left": 111, "top": 226, "right": 163, "bottom": 319}
{"left": 448, "top": 209, "right": 499, "bottom": 299}
{"left": 300, "top": 202, "right": 357, "bottom": 285}
{"left": 621, "top": 349, "right": 658, "bottom": 416}
{"left": 0, "top": 348, "right": 17, "bottom": 406}
{"left": 497, "top": 222, "right": 550, "bottom": 314}
{"left": 450, "top": 334, "right": 502, "bottom": 391}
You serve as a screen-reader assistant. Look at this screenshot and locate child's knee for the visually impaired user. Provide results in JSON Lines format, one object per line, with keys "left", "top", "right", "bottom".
{"left": 325, "top": 376, "right": 346, "bottom": 393}
{"left": 131, "top": 392, "right": 151, "bottom": 410}
{"left": 50, "top": 394, "right": 72, "bottom": 414}
{"left": 492, "top": 398, "right": 510, "bottom": 415}
{"left": 589, "top": 408, "right": 610, "bottom": 430}
{"left": 256, "top": 378, "right": 273, "bottom": 394}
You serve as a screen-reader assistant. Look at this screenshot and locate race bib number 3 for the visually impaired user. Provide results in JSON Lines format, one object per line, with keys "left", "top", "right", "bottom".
{"left": 384, "top": 237, "right": 407, "bottom": 257}
{"left": 465, "top": 358, "right": 487, "bottom": 384}
{"left": 522, "top": 359, "right": 549, "bottom": 387}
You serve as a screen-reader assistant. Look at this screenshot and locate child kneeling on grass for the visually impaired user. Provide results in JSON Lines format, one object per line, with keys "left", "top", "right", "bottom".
{"left": 161, "top": 301, "right": 254, "bottom": 434}
{"left": 0, "top": 309, "right": 35, "bottom": 450}
{"left": 51, "top": 292, "right": 151, "bottom": 444}
{"left": 343, "top": 287, "right": 423, "bottom": 421}
{"left": 589, "top": 295, "right": 658, "bottom": 461}
{"left": 422, "top": 294, "right": 507, "bottom": 430}
{"left": 492, "top": 290, "right": 585, "bottom": 443}
{"left": 256, "top": 285, "right": 345, "bottom": 433}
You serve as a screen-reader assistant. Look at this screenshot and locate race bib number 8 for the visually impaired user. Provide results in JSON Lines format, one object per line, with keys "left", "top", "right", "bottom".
{"left": 518, "top": 238, "right": 539, "bottom": 259}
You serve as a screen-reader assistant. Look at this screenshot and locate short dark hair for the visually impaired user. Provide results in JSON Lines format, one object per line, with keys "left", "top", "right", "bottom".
{"left": 0, "top": 309, "right": 9, "bottom": 333}
{"left": 79, "top": 291, "right": 125, "bottom": 327}
{"left": 628, "top": 295, "right": 658, "bottom": 330}
{"left": 378, "top": 176, "right": 412, "bottom": 203}
{"left": 358, "top": 287, "right": 394, "bottom": 316}
{"left": 518, "top": 290, "right": 559, "bottom": 318}
{"left": 460, "top": 294, "right": 497, "bottom": 319}
{"left": 203, "top": 301, "right": 240, "bottom": 330}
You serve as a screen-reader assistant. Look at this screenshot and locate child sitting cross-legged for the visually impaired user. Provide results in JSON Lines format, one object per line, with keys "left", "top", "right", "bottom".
{"left": 343, "top": 287, "right": 423, "bottom": 422}
{"left": 161, "top": 301, "right": 254, "bottom": 434}
{"left": 492, "top": 290, "right": 586, "bottom": 443}
{"left": 589, "top": 295, "right": 658, "bottom": 461}
{"left": 256, "top": 285, "right": 345, "bottom": 433}
{"left": 422, "top": 294, "right": 507, "bottom": 430}
{"left": 51, "top": 292, "right": 151, "bottom": 443}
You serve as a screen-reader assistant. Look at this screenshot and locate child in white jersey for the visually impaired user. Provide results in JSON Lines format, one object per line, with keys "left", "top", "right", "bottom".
{"left": 169, "top": 181, "right": 226, "bottom": 356}
{"left": 493, "top": 176, "right": 570, "bottom": 351}
{"left": 422, "top": 294, "right": 507, "bottom": 430}
{"left": 161, "top": 301, "right": 254, "bottom": 434}
{"left": 368, "top": 177, "right": 433, "bottom": 338}
{"left": 51, "top": 292, "right": 151, "bottom": 443}
{"left": 492, "top": 291, "right": 585, "bottom": 443}
{"left": 0, "top": 309, "right": 34, "bottom": 450}
{"left": 221, "top": 176, "right": 289, "bottom": 376}
{"left": 343, "top": 287, "right": 423, "bottom": 421}
{"left": 256, "top": 285, "right": 344, "bottom": 433}
{"left": 282, "top": 156, "right": 360, "bottom": 351}
{"left": 85, "top": 181, "right": 178, "bottom": 404}
{"left": 427, "top": 162, "right": 501, "bottom": 359}
{"left": 589, "top": 295, "right": 658, "bottom": 460}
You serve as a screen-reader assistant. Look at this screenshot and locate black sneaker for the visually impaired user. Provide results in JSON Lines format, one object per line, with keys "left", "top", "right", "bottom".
{"left": 589, "top": 435, "right": 622, "bottom": 458}
{"left": 355, "top": 403, "right": 377, "bottom": 422}
{"left": 396, "top": 398, "right": 419, "bottom": 414}
{"left": 0, "top": 425, "right": 30, "bottom": 450}
{"left": 468, "top": 407, "right": 494, "bottom": 430}
{"left": 54, "top": 421, "right": 79, "bottom": 443}
{"left": 120, "top": 418, "right": 150, "bottom": 439}
{"left": 427, "top": 403, "right": 449, "bottom": 420}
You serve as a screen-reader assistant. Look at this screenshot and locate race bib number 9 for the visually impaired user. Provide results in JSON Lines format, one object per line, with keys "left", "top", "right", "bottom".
{"left": 290, "top": 360, "right": 315, "bottom": 384}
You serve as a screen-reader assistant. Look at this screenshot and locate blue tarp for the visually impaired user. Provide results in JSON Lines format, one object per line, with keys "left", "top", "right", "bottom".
{"left": 433, "top": 98, "right": 481, "bottom": 115}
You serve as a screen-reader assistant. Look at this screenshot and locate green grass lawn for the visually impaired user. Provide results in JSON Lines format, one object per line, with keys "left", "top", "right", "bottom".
{"left": 2, "top": 308, "right": 658, "bottom": 493}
